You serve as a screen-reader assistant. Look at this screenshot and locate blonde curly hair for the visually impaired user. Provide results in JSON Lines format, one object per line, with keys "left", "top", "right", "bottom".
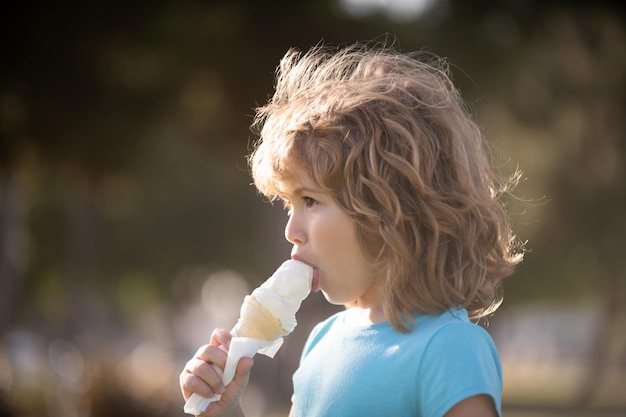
{"left": 249, "top": 44, "right": 524, "bottom": 332}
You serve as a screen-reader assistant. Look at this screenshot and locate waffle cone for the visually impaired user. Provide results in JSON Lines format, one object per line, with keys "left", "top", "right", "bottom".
{"left": 235, "top": 296, "right": 288, "bottom": 341}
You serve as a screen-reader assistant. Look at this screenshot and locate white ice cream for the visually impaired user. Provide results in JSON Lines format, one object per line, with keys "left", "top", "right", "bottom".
{"left": 248, "top": 259, "right": 313, "bottom": 332}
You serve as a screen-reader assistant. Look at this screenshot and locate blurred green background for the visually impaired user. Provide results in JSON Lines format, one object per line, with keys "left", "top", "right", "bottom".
{"left": 1, "top": 1, "right": 624, "bottom": 416}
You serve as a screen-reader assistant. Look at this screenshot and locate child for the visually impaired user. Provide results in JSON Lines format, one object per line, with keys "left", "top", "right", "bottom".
{"left": 180, "top": 43, "right": 524, "bottom": 417}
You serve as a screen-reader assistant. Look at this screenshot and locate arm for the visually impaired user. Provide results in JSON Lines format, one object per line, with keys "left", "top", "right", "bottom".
{"left": 443, "top": 394, "right": 498, "bottom": 417}
{"left": 179, "top": 328, "right": 254, "bottom": 417}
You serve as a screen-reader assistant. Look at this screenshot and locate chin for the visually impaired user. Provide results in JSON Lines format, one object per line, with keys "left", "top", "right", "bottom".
{"left": 320, "top": 290, "right": 352, "bottom": 307}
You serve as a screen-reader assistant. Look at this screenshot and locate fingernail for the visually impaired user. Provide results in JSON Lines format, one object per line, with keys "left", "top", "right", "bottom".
{"left": 218, "top": 385, "right": 226, "bottom": 394}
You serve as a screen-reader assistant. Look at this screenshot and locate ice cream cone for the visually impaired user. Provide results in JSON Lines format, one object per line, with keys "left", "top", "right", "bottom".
{"left": 233, "top": 259, "right": 313, "bottom": 342}
{"left": 235, "top": 296, "right": 288, "bottom": 341}
{"left": 183, "top": 259, "right": 313, "bottom": 416}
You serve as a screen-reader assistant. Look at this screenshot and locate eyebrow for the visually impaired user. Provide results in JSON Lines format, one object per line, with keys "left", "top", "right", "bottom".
{"left": 292, "top": 187, "right": 314, "bottom": 195}
{"left": 292, "top": 186, "right": 324, "bottom": 196}
{"left": 279, "top": 186, "right": 322, "bottom": 201}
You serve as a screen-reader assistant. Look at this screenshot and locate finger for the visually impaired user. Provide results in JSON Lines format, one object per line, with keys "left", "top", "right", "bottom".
{"left": 180, "top": 364, "right": 226, "bottom": 399}
{"left": 180, "top": 370, "right": 219, "bottom": 400}
{"left": 180, "top": 356, "right": 226, "bottom": 398}
{"left": 209, "top": 328, "right": 233, "bottom": 350}
{"left": 194, "top": 344, "right": 228, "bottom": 370}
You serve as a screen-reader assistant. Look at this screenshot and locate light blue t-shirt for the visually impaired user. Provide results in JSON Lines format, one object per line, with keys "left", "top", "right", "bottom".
{"left": 291, "top": 308, "right": 502, "bottom": 417}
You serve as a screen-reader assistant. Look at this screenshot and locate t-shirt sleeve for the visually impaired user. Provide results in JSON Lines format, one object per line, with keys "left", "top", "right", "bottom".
{"left": 417, "top": 322, "right": 503, "bottom": 417}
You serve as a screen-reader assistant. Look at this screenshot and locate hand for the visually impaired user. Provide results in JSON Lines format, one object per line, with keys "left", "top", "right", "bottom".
{"left": 180, "top": 328, "right": 254, "bottom": 417}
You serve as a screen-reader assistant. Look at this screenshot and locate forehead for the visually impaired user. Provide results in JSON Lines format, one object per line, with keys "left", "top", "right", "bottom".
{"left": 275, "top": 166, "right": 320, "bottom": 197}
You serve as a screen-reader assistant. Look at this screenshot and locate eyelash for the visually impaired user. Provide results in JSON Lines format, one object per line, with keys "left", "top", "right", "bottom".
{"left": 282, "top": 196, "right": 318, "bottom": 211}
{"left": 302, "top": 196, "right": 318, "bottom": 207}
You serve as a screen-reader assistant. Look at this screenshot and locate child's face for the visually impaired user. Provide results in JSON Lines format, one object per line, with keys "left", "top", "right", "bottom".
{"left": 280, "top": 168, "right": 381, "bottom": 310}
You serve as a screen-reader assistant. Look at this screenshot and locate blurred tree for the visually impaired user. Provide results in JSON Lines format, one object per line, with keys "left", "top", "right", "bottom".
{"left": 1, "top": 2, "right": 175, "bottom": 336}
{"left": 477, "top": 7, "right": 626, "bottom": 406}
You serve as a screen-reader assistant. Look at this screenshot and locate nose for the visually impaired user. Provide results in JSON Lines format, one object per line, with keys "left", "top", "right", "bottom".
{"left": 284, "top": 210, "right": 306, "bottom": 246}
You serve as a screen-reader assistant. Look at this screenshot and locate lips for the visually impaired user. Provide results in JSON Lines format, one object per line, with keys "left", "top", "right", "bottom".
{"left": 311, "top": 268, "right": 320, "bottom": 292}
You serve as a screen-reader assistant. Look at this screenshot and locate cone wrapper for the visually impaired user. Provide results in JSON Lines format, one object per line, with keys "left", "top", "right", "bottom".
{"left": 183, "top": 330, "right": 284, "bottom": 415}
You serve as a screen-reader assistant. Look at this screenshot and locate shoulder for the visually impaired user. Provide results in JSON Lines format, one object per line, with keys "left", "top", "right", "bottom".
{"left": 425, "top": 312, "right": 498, "bottom": 358}
{"left": 418, "top": 309, "right": 500, "bottom": 375}
{"left": 415, "top": 310, "right": 503, "bottom": 417}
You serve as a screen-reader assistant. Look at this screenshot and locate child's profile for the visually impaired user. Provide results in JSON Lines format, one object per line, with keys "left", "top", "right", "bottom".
{"left": 180, "top": 42, "right": 525, "bottom": 417}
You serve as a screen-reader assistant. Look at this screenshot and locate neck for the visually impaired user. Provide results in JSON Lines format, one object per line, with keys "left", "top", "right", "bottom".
{"left": 344, "top": 305, "right": 386, "bottom": 326}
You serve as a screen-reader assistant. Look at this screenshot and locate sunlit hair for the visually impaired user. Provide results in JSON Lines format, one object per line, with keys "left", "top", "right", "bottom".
{"left": 249, "top": 43, "right": 524, "bottom": 332}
